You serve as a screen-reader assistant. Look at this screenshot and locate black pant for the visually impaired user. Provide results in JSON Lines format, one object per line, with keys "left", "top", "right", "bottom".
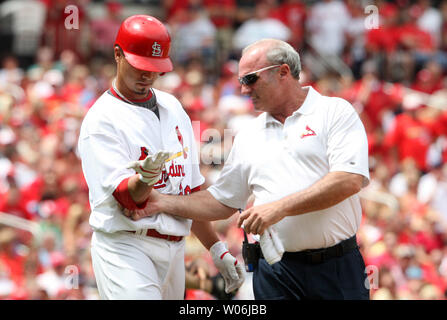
{"left": 252, "top": 247, "right": 370, "bottom": 300}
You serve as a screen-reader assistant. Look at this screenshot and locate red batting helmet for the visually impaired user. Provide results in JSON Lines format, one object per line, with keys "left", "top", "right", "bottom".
{"left": 114, "top": 15, "right": 173, "bottom": 73}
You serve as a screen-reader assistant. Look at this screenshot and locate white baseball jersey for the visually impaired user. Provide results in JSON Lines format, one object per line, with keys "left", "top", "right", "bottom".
{"left": 208, "top": 86, "right": 370, "bottom": 252}
{"left": 78, "top": 88, "right": 204, "bottom": 236}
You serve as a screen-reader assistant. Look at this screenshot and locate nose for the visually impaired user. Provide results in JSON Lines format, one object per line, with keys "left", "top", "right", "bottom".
{"left": 240, "top": 83, "right": 252, "bottom": 96}
{"left": 141, "top": 72, "right": 157, "bottom": 81}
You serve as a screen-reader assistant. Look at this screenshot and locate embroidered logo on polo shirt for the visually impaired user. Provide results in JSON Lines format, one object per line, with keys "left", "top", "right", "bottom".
{"left": 300, "top": 125, "right": 316, "bottom": 138}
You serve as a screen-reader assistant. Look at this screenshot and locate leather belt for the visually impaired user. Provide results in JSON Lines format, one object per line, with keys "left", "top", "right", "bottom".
{"left": 126, "top": 229, "right": 183, "bottom": 242}
{"left": 282, "top": 235, "right": 359, "bottom": 265}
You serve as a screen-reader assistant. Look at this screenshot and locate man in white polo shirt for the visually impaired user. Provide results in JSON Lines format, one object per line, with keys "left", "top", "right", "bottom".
{"left": 127, "top": 38, "right": 370, "bottom": 300}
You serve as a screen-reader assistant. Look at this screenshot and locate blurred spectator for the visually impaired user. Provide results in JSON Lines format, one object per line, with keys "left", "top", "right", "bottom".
{"left": 411, "top": 60, "right": 444, "bottom": 94}
{"left": 344, "top": 0, "right": 367, "bottom": 78}
{"left": 365, "top": 1, "right": 400, "bottom": 55}
{"left": 398, "top": 5, "right": 436, "bottom": 55}
{"left": 203, "top": 0, "right": 236, "bottom": 67}
{"left": 364, "top": 2, "right": 403, "bottom": 81}
{"left": 0, "top": 0, "right": 46, "bottom": 68}
{"left": 163, "top": 0, "right": 190, "bottom": 23}
{"left": 232, "top": 1, "right": 290, "bottom": 53}
{"left": 269, "top": 0, "right": 306, "bottom": 50}
{"left": 89, "top": 1, "right": 122, "bottom": 60}
{"left": 0, "top": 228, "right": 25, "bottom": 292}
{"left": 234, "top": 0, "right": 257, "bottom": 26}
{"left": 35, "top": 251, "right": 68, "bottom": 298}
{"left": 441, "top": 0, "right": 447, "bottom": 52}
{"left": 170, "top": 2, "right": 217, "bottom": 68}
{"left": 418, "top": 163, "right": 447, "bottom": 227}
{"left": 0, "top": 56, "right": 24, "bottom": 87}
{"left": 415, "top": 0, "right": 443, "bottom": 48}
{"left": 41, "top": 0, "right": 89, "bottom": 62}
{"left": 306, "top": 0, "right": 350, "bottom": 57}
{"left": 397, "top": 4, "right": 447, "bottom": 74}
{"left": 213, "top": 59, "right": 239, "bottom": 101}
{"left": 179, "top": 69, "right": 208, "bottom": 122}
{"left": 341, "top": 60, "right": 400, "bottom": 135}
{"left": 0, "top": 175, "right": 35, "bottom": 220}
{"left": 27, "top": 46, "right": 58, "bottom": 74}
{"left": 383, "top": 93, "right": 437, "bottom": 172}
{"left": 389, "top": 158, "right": 421, "bottom": 198}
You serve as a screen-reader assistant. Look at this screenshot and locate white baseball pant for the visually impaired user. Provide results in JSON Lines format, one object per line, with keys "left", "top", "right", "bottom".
{"left": 90, "top": 230, "right": 185, "bottom": 300}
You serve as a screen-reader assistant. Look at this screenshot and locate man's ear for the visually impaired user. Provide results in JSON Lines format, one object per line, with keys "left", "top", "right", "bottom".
{"left": 114, "top": 46, "right": 121, "bottom": 63}
{"left": 279, "top": 64, "right": 289, "bottom": 78}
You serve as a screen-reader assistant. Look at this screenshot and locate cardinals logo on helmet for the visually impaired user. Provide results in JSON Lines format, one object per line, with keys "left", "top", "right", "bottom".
{"left": 152, "top": 42, "right": 162, "bottom": 57}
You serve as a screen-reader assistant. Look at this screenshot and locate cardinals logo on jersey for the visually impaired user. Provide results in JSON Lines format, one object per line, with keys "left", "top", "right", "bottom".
{"left": 300, "top": 125, "right": 316, "bottom": 138}
{"left": 139, "top": 147, "right": 149, "bottom": 160}
{"left": 176, "top": 126, "right": 188, "bottom": 159}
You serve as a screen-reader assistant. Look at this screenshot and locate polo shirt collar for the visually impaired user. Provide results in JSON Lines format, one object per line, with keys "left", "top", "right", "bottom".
{"left": 264, "top": 86, "right": 319, "bottom": 127}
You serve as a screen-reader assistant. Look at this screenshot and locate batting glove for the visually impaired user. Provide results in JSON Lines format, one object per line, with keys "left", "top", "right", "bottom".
{"left": 127, "top": 150, "right": 171, "bottom": 186}
{"left": 210, "top": 241, "right": 245, "bottom": 294}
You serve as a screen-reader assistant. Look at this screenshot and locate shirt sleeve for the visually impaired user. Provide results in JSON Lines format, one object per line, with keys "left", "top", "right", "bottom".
{"left": 112, "top": 177, "right": 149, "bottom": 210}
{"left": 188, "top": 124, "right": 205, "bottom": 190}
{"left": 207, "top": 133, "right": 251, "bottom": 209}
{"left": 326, "top": 99, "right": 370, "bottom": 186}
{"left": 78, "top": 132, "right": 136, "bottom": 208}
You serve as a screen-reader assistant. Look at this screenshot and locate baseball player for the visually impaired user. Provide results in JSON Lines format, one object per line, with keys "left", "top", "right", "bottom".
{"left": 127, "top": 39, "right": 371, "bottom": 300}
{"left": 77, "top": 15, "right": 244, "bottom": 300}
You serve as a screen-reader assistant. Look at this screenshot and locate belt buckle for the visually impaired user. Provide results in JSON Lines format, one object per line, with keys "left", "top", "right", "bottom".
{"left": 166, "top": 235, "right": 172, "bottom": 241}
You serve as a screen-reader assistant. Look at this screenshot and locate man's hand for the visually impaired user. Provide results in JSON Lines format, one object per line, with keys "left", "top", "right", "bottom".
{"left": 123, "top": 190, "right": 163, "bottom": 220}
{"left": 127, "top": 150, "right": 171, "bottom": 186}
{"left": 210, "top": 241, "right": 245, "bottom": 293}
{"left": 237, "top": 201, "right": 287, "bottom": 235}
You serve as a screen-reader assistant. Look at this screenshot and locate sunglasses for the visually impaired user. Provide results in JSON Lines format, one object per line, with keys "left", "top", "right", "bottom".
{"left": 238, "top": 65, "right": 281, "bottom": 86}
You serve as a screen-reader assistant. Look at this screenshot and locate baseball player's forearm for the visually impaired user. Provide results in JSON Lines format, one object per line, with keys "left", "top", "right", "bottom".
{"left": 191, "top": 220, "right": 220, "bottom": 250}
{"left": 162, "top": 190, "right": 236, "bottom": 221}
{"left": 127, "top": 174, "right": 154, "bottom": 205}
{"left": 280, "top": 171, "right": 364, "bottom": 217}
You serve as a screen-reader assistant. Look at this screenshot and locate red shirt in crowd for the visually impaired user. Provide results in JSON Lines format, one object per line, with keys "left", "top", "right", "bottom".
{"left": 164, "top": 0, "right": 191, "bottom": 22}
{"left": 384, "top": 112, "right": 435, "bottom": 172}
{"left": 411, "top": 69, "right": 444, "bottom": 94}
{"left": 41, "top": 0, "right": 88, "bottom": 61}
{"left": 412, "top": 230, "right": 444, "bottom": 253}
{"left": 0, "top": 251, "right": 25, "bottom": 288}
{"left": 397, "top": 23, "right": 434, "bottom": 53}
{"left": 341, "top": 78, "right": 398, "bottom": 133}
{"left": 270, "top": 0, "right": 306, "bottom": 48}
{"left": 203, "top": 0, "right": 236, "bottom": 28}
{"left": 366, "top": 25, "right": 401, "bottom": 53}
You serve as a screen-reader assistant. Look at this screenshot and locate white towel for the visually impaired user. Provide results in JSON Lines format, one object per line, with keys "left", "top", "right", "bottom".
{"left": 259, "top": 226, "right": 285, "bottom": 265}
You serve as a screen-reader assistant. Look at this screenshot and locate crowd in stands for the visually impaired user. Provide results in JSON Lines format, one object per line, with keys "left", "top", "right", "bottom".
{"left": 0, "top": 0, "right": 447, "bottom": 300}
